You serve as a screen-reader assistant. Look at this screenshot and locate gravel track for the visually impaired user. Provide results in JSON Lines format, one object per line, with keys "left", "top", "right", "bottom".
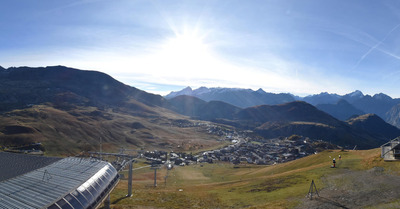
{"left": 296, "top": 167, "right": 400, "bottom": 209}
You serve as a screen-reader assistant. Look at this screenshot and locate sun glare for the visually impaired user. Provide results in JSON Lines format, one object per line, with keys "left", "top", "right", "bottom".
{"left": 161, "top": 31, "right": 211, "bottom": 68}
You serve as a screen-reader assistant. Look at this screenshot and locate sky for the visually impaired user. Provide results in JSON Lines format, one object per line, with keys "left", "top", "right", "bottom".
{"left": 1, "top": 0, "right": 400, "bottom": 98}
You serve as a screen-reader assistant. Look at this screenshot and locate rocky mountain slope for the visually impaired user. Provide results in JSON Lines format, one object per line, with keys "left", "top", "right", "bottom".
{"left": 386, "top": 104, "right": 400, "bottom": 128}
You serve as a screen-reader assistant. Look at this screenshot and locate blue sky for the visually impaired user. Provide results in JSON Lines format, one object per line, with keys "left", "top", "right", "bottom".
{"left": 1, "top": 0, "right": 400, "bottom": 97}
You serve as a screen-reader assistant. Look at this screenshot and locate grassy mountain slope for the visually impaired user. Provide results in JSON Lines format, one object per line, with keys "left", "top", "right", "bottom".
{"left": 235, "top": 102, "right": 391, "bottom": 149}
{"left": 347, "top": 113, "right": 400, "bottom": 139}
{"left": 107, "top": 149, "right": 400, "bottom": 209}
{"left": 0, "top": 66, "right": 228, "bottom": 155}
{"left": 0, "top": 66, "right": 165, "bottom": 111}
{"left": 0, "top": 104, "right": 224, "bottom": 155}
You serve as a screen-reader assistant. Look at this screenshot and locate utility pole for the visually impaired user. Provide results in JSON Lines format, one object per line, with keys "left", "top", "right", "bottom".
{"left": 150, "top": 167, "right": 160, "bottom": 187}
{"left": 164, "top": 172, "right": 168, "bottom": 187}
{"left": 127, "top": 160, "right": 133, "bottom": 197}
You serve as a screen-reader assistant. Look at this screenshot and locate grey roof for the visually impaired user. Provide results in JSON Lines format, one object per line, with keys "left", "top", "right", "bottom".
{"left": 0, "top": 156, "right": 117, "bottom": 209}
{"left": 0, "top": 152, "right": 61, "bottom": 182}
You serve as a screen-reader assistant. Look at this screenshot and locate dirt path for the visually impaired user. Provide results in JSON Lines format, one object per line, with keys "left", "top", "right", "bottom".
{"left": 296, "top": 167, "right": 400, "bottom": 209}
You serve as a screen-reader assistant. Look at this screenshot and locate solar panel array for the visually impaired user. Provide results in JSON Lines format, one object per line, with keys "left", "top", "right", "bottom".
{"left": 0, "top": 152, "right": 61, "bottom": 182}
{"left": 0, "top": 157, "right": 119, "bottom": 209}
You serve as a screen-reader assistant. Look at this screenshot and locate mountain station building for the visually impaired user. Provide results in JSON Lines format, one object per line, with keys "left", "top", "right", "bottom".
{"left": 0, "top": 152, "right": 119, "bottom": 209}
{"left": 381, "top": 137, "right": 400, "bottom": 161}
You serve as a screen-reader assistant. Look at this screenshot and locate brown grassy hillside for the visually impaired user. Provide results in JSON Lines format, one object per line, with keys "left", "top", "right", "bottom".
{"left": 0, "top": 66, "right": 231, "bottom": 155}
{"left": 0, "top": 104, "right": 226, "bottom": 155}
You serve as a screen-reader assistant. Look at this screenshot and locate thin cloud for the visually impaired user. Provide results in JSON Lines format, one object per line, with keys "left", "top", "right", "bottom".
{"left": 353, "top": 24, "right": 400, "bottom": 69}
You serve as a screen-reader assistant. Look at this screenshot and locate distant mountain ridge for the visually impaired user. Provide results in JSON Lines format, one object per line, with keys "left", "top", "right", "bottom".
{"left": 316, "top": 99, "right": 365, "bottom": 121}
{"left": 386, "top": 104, "right": 400, "bottom": 128}
{"left": 166, "top": 86, "right": 295, "bottom": 108}
{"left": 166, "top": 87, "right": 400, "bottom": 128}
{"left": 166, "top": 95, "right": 241, "bottom": 120}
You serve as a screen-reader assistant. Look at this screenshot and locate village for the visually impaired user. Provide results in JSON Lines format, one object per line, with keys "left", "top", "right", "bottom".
{"left": 142, "top": 124, "right": 337, "bottom": 166}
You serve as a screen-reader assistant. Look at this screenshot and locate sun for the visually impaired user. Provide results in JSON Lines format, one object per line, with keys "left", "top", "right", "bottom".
{"left": 134, "top": 27, "right": 228, "bottom": 82}
{"left": 166, "top": 33, "right": 207, "bottom": 57}
{"left": 161, "top": 31, "right": 211, "bottom": 67}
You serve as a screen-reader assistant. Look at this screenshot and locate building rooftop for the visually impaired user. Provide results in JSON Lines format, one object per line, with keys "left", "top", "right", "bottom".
{"left": 0, "top": 152, "right": 61, "bottom": 182}
{"left": 0, "top": 152, "right": 119, "bottom": 209}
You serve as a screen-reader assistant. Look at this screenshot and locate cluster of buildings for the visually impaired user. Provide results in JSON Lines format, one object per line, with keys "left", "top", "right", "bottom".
{"left": 144, "top": 119, "right": 337, "bottom": 166}
{"left": 142, "top": 135, "right": 330, "bottom": 166}
{"left": 196, "top": 136, "right": 320, "bottom": 165}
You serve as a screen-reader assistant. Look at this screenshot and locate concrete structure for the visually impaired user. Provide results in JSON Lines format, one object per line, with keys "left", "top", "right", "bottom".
{"left": 381, "top": 137, "right": 400, "bottom": 161}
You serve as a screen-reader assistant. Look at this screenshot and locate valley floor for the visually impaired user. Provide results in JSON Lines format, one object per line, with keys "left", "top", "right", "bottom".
{"left": 101, "top": 149, "right": 400, "bottom": 209}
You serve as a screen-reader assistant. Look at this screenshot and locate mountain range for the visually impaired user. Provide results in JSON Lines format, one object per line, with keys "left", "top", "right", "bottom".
{"left": 0, "top": 66, "right": 399, "bottom": 153}
{"left": 165, "top": 87, "right": 295, "bottom": 107}
{"left": 166, "top": 95, "right": 400, "bottom": 149}
{"left": 166, "top": 87, "right": 400, "bottom": 128}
